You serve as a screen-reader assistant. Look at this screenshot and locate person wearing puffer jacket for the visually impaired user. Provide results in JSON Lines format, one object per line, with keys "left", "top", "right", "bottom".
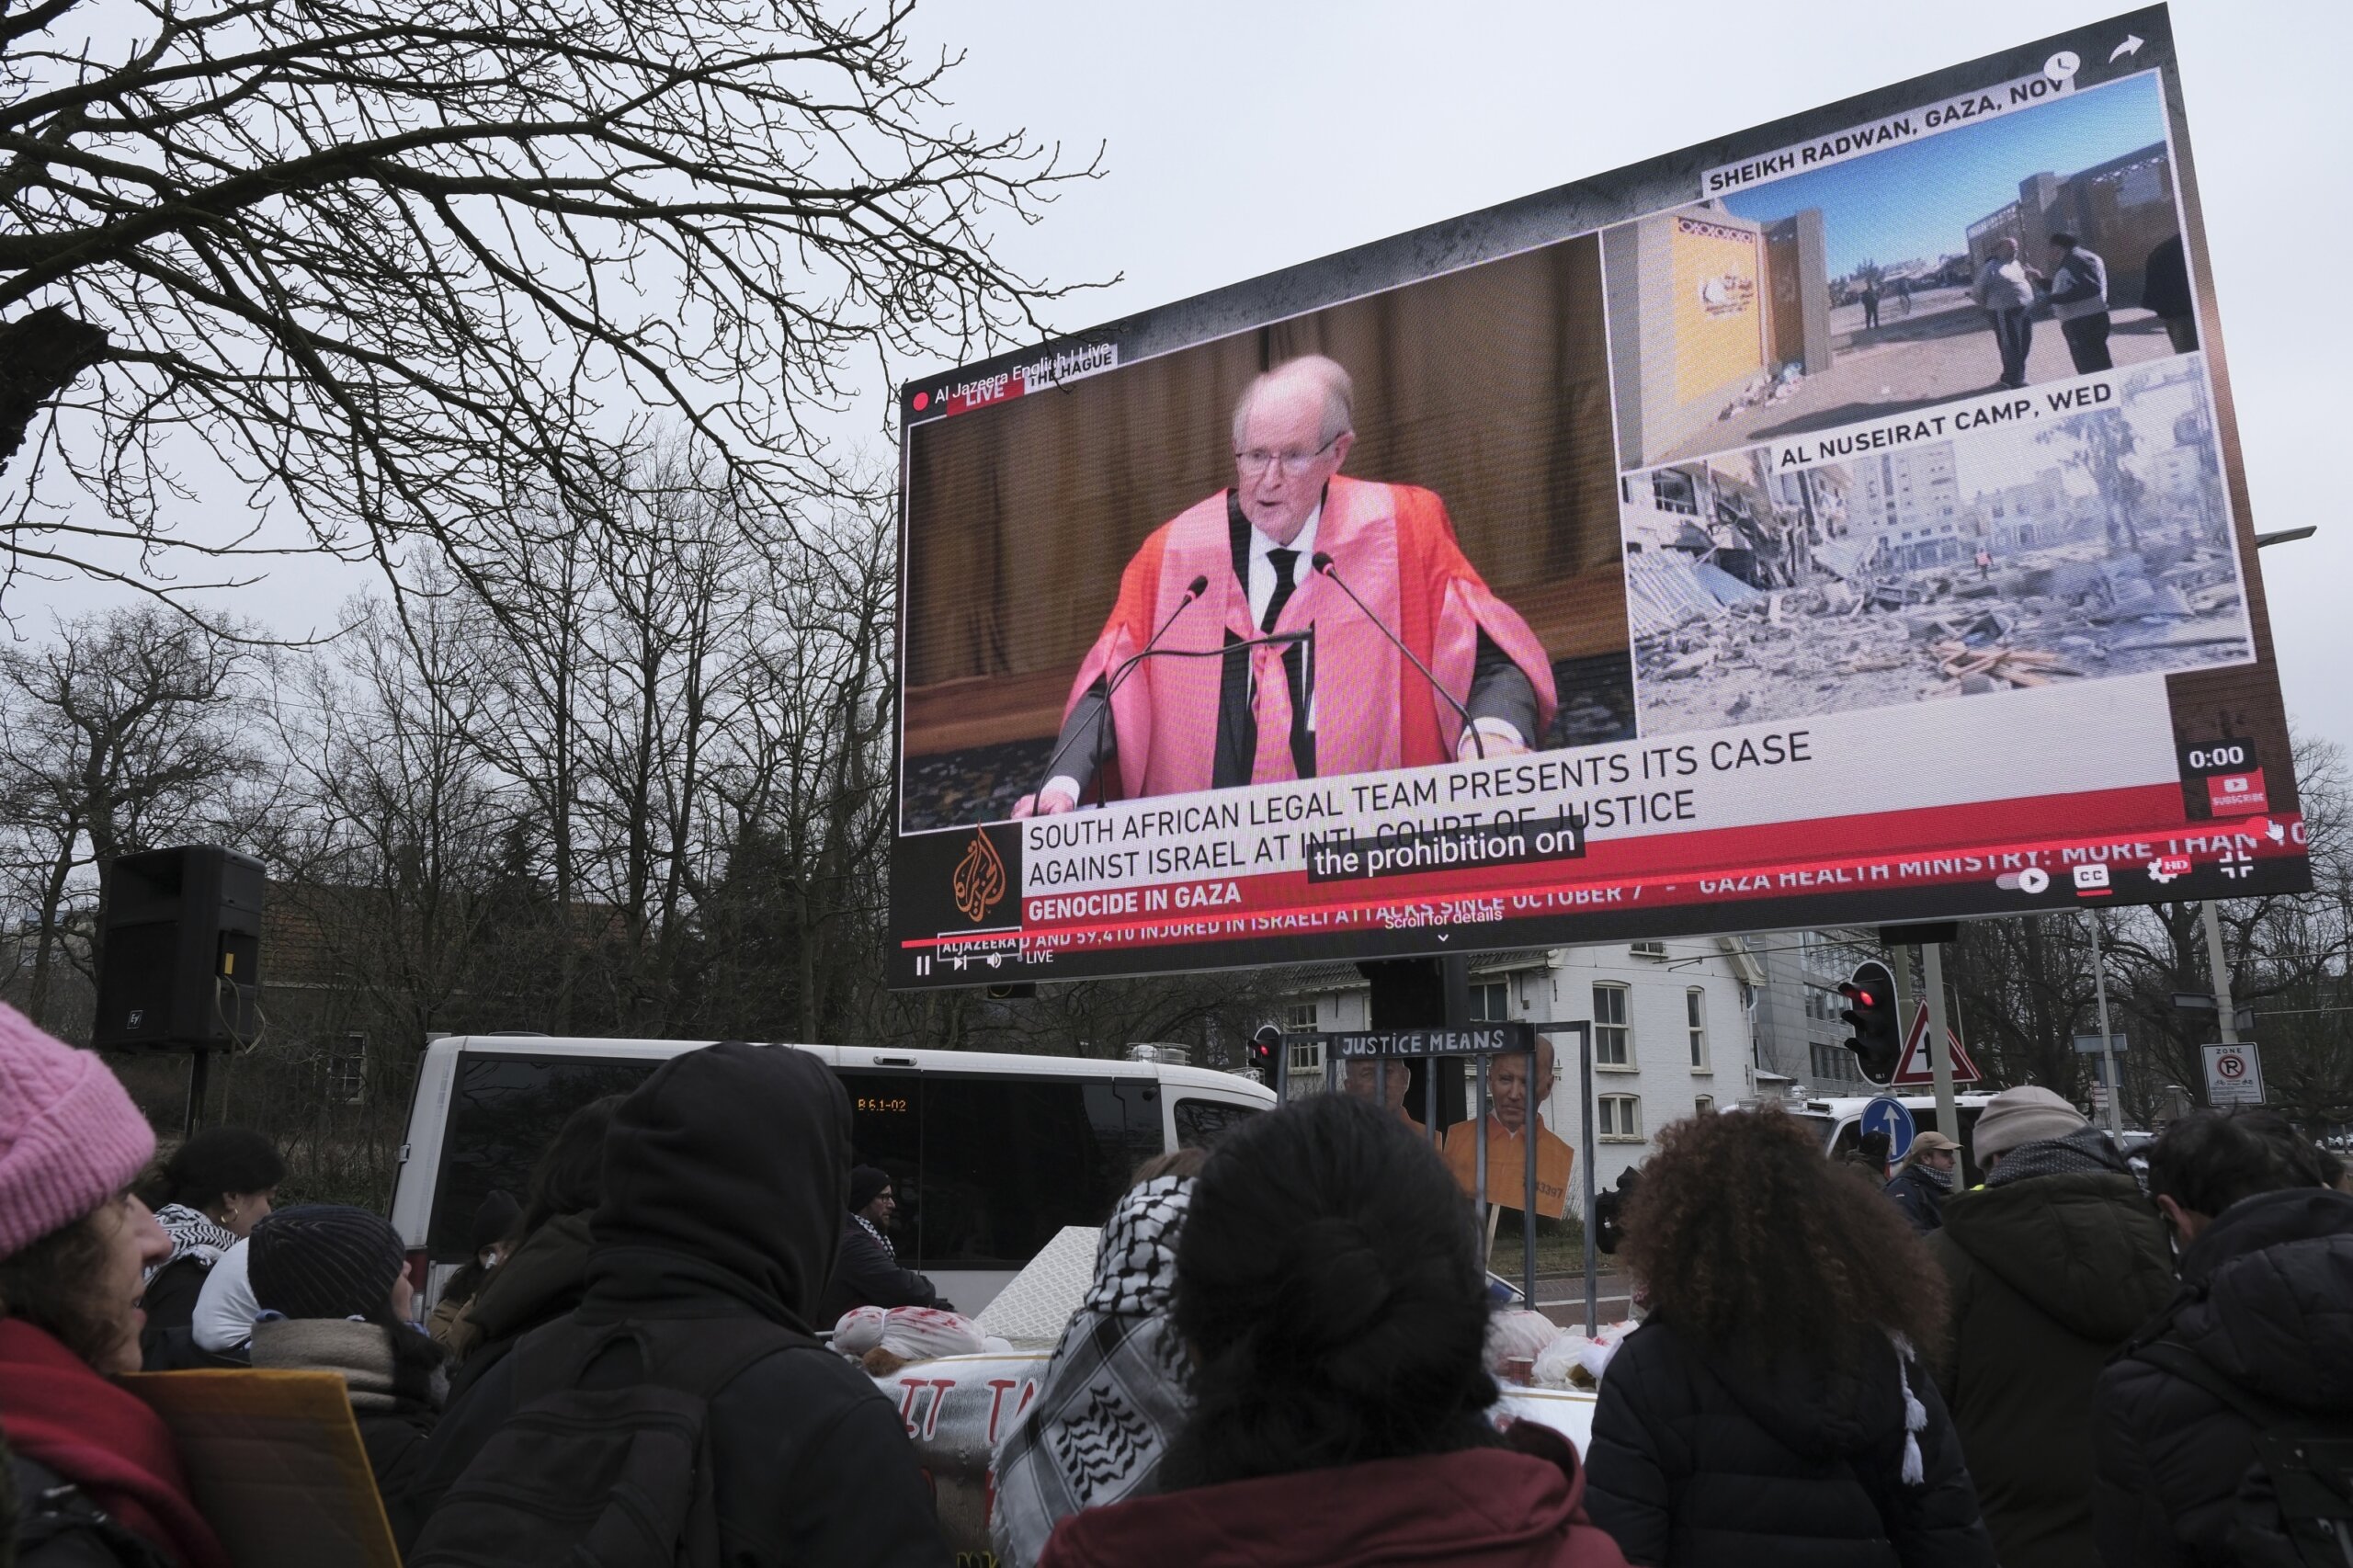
{"left": 2093, "top": 1109, "right": 2350, "bottom": 1567}
{"left": 1585, "top": 1108, "right": 1991, "bottom": 1568}
{"left": 1927, "top": 1086, "right": 2175, "bottom": 1568}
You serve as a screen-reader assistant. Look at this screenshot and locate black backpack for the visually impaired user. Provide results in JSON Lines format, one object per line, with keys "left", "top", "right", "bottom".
{"left": 407, "top": 1314, "right": 813, "bottom": 1568}
{"left": 2135, "top": 1340, "right": 2353, "bottom": 1568}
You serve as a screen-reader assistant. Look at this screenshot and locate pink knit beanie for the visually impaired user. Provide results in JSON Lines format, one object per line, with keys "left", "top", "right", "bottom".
{"left": 0, "top": 1002, "right": 155, "bottom": 1257}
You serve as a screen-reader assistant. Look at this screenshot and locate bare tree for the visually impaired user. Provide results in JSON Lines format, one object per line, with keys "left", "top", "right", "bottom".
{"left": 3, "top": 0, "right": 1093, "bottom": 608}
{"left": 0, "top": 604, "right": 260, "bottom": 1030}
{"left": 271, "top": 587, "right": 513, "bottom": 1045}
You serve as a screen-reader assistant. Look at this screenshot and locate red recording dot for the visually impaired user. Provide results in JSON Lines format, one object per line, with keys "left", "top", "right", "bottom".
{"left": 912, "top": 391, "right": 930, "bottom": 411}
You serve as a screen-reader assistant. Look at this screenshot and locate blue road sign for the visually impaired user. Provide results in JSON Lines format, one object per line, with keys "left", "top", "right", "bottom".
{"left": 1861, "top": 1096, "right": 1915, "bottom": 1164}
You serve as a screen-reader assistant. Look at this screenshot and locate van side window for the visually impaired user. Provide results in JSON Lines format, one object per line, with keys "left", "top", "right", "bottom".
{"left": 919, "top": 1076, "right": 1160, "bottom": 1269}
{"left": 428, "top": 1056, "right": 657, "bottom": 1260}
{"left": 843, "top": 1071, "right": 924, "bottom": 1259}
{"left": 1173, "top": 1098, "right": 1259, "bottom": 1150}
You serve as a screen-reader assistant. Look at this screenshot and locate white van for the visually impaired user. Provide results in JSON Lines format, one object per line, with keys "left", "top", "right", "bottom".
{"left": 1789, "top": 1092, "right": 2000, "bottom": 1185}
{"left": 388, "top": 1036, "right": 1273, "bottom": 1315}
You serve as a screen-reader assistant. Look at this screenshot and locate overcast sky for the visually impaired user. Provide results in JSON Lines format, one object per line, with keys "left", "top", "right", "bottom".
{"left": 40, "top": 0, "right": 2352, "bottom": 765}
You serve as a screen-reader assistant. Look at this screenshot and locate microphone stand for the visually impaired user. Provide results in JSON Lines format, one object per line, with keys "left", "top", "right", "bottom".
{"left": 1310, "top": 551, "right": 1486, "bottom": 761}
{"left": 1086, "top": 631, "right": 1316, "bottom": 803}
{"left": 1026, "top": 575, "right": 1211, "bottom": 810}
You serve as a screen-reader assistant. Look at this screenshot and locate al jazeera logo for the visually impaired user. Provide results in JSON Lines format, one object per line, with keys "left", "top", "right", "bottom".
{"left": 950, "top": 828, "right": 1007, "bottom": 923}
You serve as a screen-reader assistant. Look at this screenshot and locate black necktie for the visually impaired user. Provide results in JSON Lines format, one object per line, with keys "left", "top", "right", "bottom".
{"left": 1263, "top": 547, "right": 1299, "bottom": 632}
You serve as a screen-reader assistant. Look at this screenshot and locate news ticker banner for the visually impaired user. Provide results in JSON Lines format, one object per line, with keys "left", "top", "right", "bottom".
{"left": 890, "top": 676, "right": 2308, "bottom": 983}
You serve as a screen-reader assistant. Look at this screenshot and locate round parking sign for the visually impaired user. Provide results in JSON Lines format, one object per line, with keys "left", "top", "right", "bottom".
{"left": 2217, "top": 1053, "right": 2245, "bottom": 1078}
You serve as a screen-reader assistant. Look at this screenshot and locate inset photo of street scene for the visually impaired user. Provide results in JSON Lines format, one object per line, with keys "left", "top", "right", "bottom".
{"left": 1604, "top": 73, "right": 2196, "bottom": 471}
{"left": 1624, "top": 358, "right": 2250, "bottom": 737}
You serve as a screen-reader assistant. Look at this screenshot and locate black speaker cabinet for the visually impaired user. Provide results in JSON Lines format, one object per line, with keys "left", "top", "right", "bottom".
{"left": 92, "top": 846, "right": 265, "bottom": 1051}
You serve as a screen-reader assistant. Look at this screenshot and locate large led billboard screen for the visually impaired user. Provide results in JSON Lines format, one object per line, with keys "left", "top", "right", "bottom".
{"left": 891, "top": 6, "right": 2308, "bottom": 987}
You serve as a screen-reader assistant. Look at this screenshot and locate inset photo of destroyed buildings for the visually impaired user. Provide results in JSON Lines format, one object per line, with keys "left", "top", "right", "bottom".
{"left": 1603, "top": 72, "right": 2194, "bottom": 472}
{"left": 1623, "top": 358, "right": 2251, "bottom": 737}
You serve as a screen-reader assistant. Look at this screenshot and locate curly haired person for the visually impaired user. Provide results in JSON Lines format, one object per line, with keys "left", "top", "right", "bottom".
{"left": 1585, "top": 1108, "right": 1994, "bottom": 1568}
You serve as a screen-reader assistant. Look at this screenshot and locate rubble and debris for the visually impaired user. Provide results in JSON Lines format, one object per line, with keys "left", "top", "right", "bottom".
{"left": 1633, "top": 530, "right": 2257, "bottom": 734}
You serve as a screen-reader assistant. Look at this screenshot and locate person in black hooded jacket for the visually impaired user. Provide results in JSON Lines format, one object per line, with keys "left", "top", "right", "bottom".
{"left": 400, "top": 1042, "right": 950, "bottom": 1566}
{"left": 819, "top": 1166, "right": 946, "bottom": 1325}
{"left": 1585, "top": 1108, "right": 1992, "bottom": 1568}
{"left": 1928, "top": 1089, "right": 2176, "bottom": 1568}
{"left": 2093, "top": 1109, "right": 2350, "bottom": 1568}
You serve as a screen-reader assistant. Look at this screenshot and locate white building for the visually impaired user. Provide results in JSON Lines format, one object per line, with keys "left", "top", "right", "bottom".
{"left": 1852, "top": 441, "right": 1965, "bottom": 570}
{"left": 1277, "top": 937, "right": 1768, "bottom": 1193}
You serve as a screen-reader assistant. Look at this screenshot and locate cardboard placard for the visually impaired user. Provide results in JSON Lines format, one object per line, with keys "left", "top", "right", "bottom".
{"left": 117, "top": 1369, "right": 401, "bottom": 1568}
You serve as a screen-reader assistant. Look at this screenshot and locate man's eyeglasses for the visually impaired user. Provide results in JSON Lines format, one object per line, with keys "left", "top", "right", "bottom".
{"left": 1234, "top": 435, "right": 1339, "bottom": 477}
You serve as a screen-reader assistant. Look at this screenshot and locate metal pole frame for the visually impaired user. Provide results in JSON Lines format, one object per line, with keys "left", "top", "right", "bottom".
{"left": 2089, "top": 913, "right": 2123, "bottom": 1136}
{"left": 1474, "top": 1053, "right": 1490, "bottom": 1251}
{"left": 1578, "top": 1025, "right": 1597, "bottom": 1334}
{"left": 1426, "top": 1055, "right": 1438, "bottom": 1147}
{"left": 1478, "top": 1018, "right": 1593, "bottom": 1325}
{"left": 2203, "top": 901, "right": 2242, "bottom": 1048}
{"left": 1524, "top": 1038, "right": 1539, "bottom": 1316}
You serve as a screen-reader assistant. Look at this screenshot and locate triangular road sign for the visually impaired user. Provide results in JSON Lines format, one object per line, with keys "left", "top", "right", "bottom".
{"left": 1889, "top": 1002, "right": 1984, "bottom": 1086}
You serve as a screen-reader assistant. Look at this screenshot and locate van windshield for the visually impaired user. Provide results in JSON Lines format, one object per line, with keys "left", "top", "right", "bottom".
{"left": 426, "top": 1054, "right": 660, "bottom": 1261}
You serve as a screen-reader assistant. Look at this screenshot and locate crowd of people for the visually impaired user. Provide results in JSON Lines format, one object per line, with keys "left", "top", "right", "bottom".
{"left": 1, "top": 994, "right": 2347, "bottom": 1566}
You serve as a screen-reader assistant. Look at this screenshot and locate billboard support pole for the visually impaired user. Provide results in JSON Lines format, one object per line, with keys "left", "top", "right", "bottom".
{"left": 2203, "top": 902, "right": 2241, "bottom": 1047}
{"left": 1922, "top": 942, "right": 1959, "bottom": 1143}
{"left": 2088, "top": 914, "right": 2123, "bottom": 1136}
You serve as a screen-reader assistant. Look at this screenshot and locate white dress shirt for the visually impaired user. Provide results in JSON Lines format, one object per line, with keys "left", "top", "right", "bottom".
{"left": 1245, "top": 504, "right": 1319, "bottom": 631}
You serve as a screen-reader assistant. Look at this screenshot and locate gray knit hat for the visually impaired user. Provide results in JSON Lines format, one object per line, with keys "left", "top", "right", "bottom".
{"left": 1971, "top": 1085, "right": 2086, "bottom": 1163}
{"left": 248, "top": 1204, "right": 406, "bottom": 1320}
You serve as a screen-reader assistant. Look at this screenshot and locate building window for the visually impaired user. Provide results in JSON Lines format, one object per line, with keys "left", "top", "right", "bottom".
{"left": 1694, "top": 1095, "right": 1715, "bottom": 1116}
{"left": 1284, "top": 999, "right": 1319, "bottom": 1031}
{"left": 1469, "top": 980, "right": 1508, "bottom": 1022}
{"left": 328, "top": 1031, "right": 367, "bottom": 1104}
{"left": 1594, "top": 983, "right": 1631, "bottom": 1067}
{"left": 1287, "top": 1040, "right": 1324, "bottom": 1077}
{"left": 1686, "top": 988, "right": 1710, "bottom": 1071}
{"left": 1811, "top": 1040, "right": 1855, "bottom": 1084}
{"left": 1598, "top": 1095, "right": 1643, "bottom": 1141}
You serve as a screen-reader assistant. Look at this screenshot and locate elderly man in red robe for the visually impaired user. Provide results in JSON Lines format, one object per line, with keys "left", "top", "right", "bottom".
{"left": 1015, "top": 356, "right": 1555, "bottom": 814}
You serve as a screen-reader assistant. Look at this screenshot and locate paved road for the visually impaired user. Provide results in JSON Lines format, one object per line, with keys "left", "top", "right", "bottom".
{"left": 1522, "top": 1270, "right": 1633, "bottom": 1329}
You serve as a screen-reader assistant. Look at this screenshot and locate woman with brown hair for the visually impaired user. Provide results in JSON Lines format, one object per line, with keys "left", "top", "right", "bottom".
{"left": 0, "top": 1003, "right": 229, "bottom": 1568}
{"left": 1584, "top": 1108, "right": 1992, "bottom": 1568}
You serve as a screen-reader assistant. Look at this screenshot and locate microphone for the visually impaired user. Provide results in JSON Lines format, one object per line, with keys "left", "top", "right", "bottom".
{"left": 1311, "top": 551, "right": 1485, "bottom": 762}
{"left": 1028, "top": 575, "right": 1212, "bottom": 808}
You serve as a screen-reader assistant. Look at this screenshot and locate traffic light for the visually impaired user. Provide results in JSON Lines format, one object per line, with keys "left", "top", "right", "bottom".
{"left": 1248, "top": 1023, "right": 1283, "bottom": 1089}
{"left": 1838, "top": 960, "right": 1901, "bottom": 1085}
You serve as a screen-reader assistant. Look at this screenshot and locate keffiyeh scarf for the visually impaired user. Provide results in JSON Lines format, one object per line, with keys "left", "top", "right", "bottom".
{"left": 147, "top": 1203, "right": 237, "bottom": 1281}
{"left": 990, "top": 1175, "right": 1194, "bottom": 1568}
{"left": 854, "top": 1211, "right": 897, "bottom": 1261}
